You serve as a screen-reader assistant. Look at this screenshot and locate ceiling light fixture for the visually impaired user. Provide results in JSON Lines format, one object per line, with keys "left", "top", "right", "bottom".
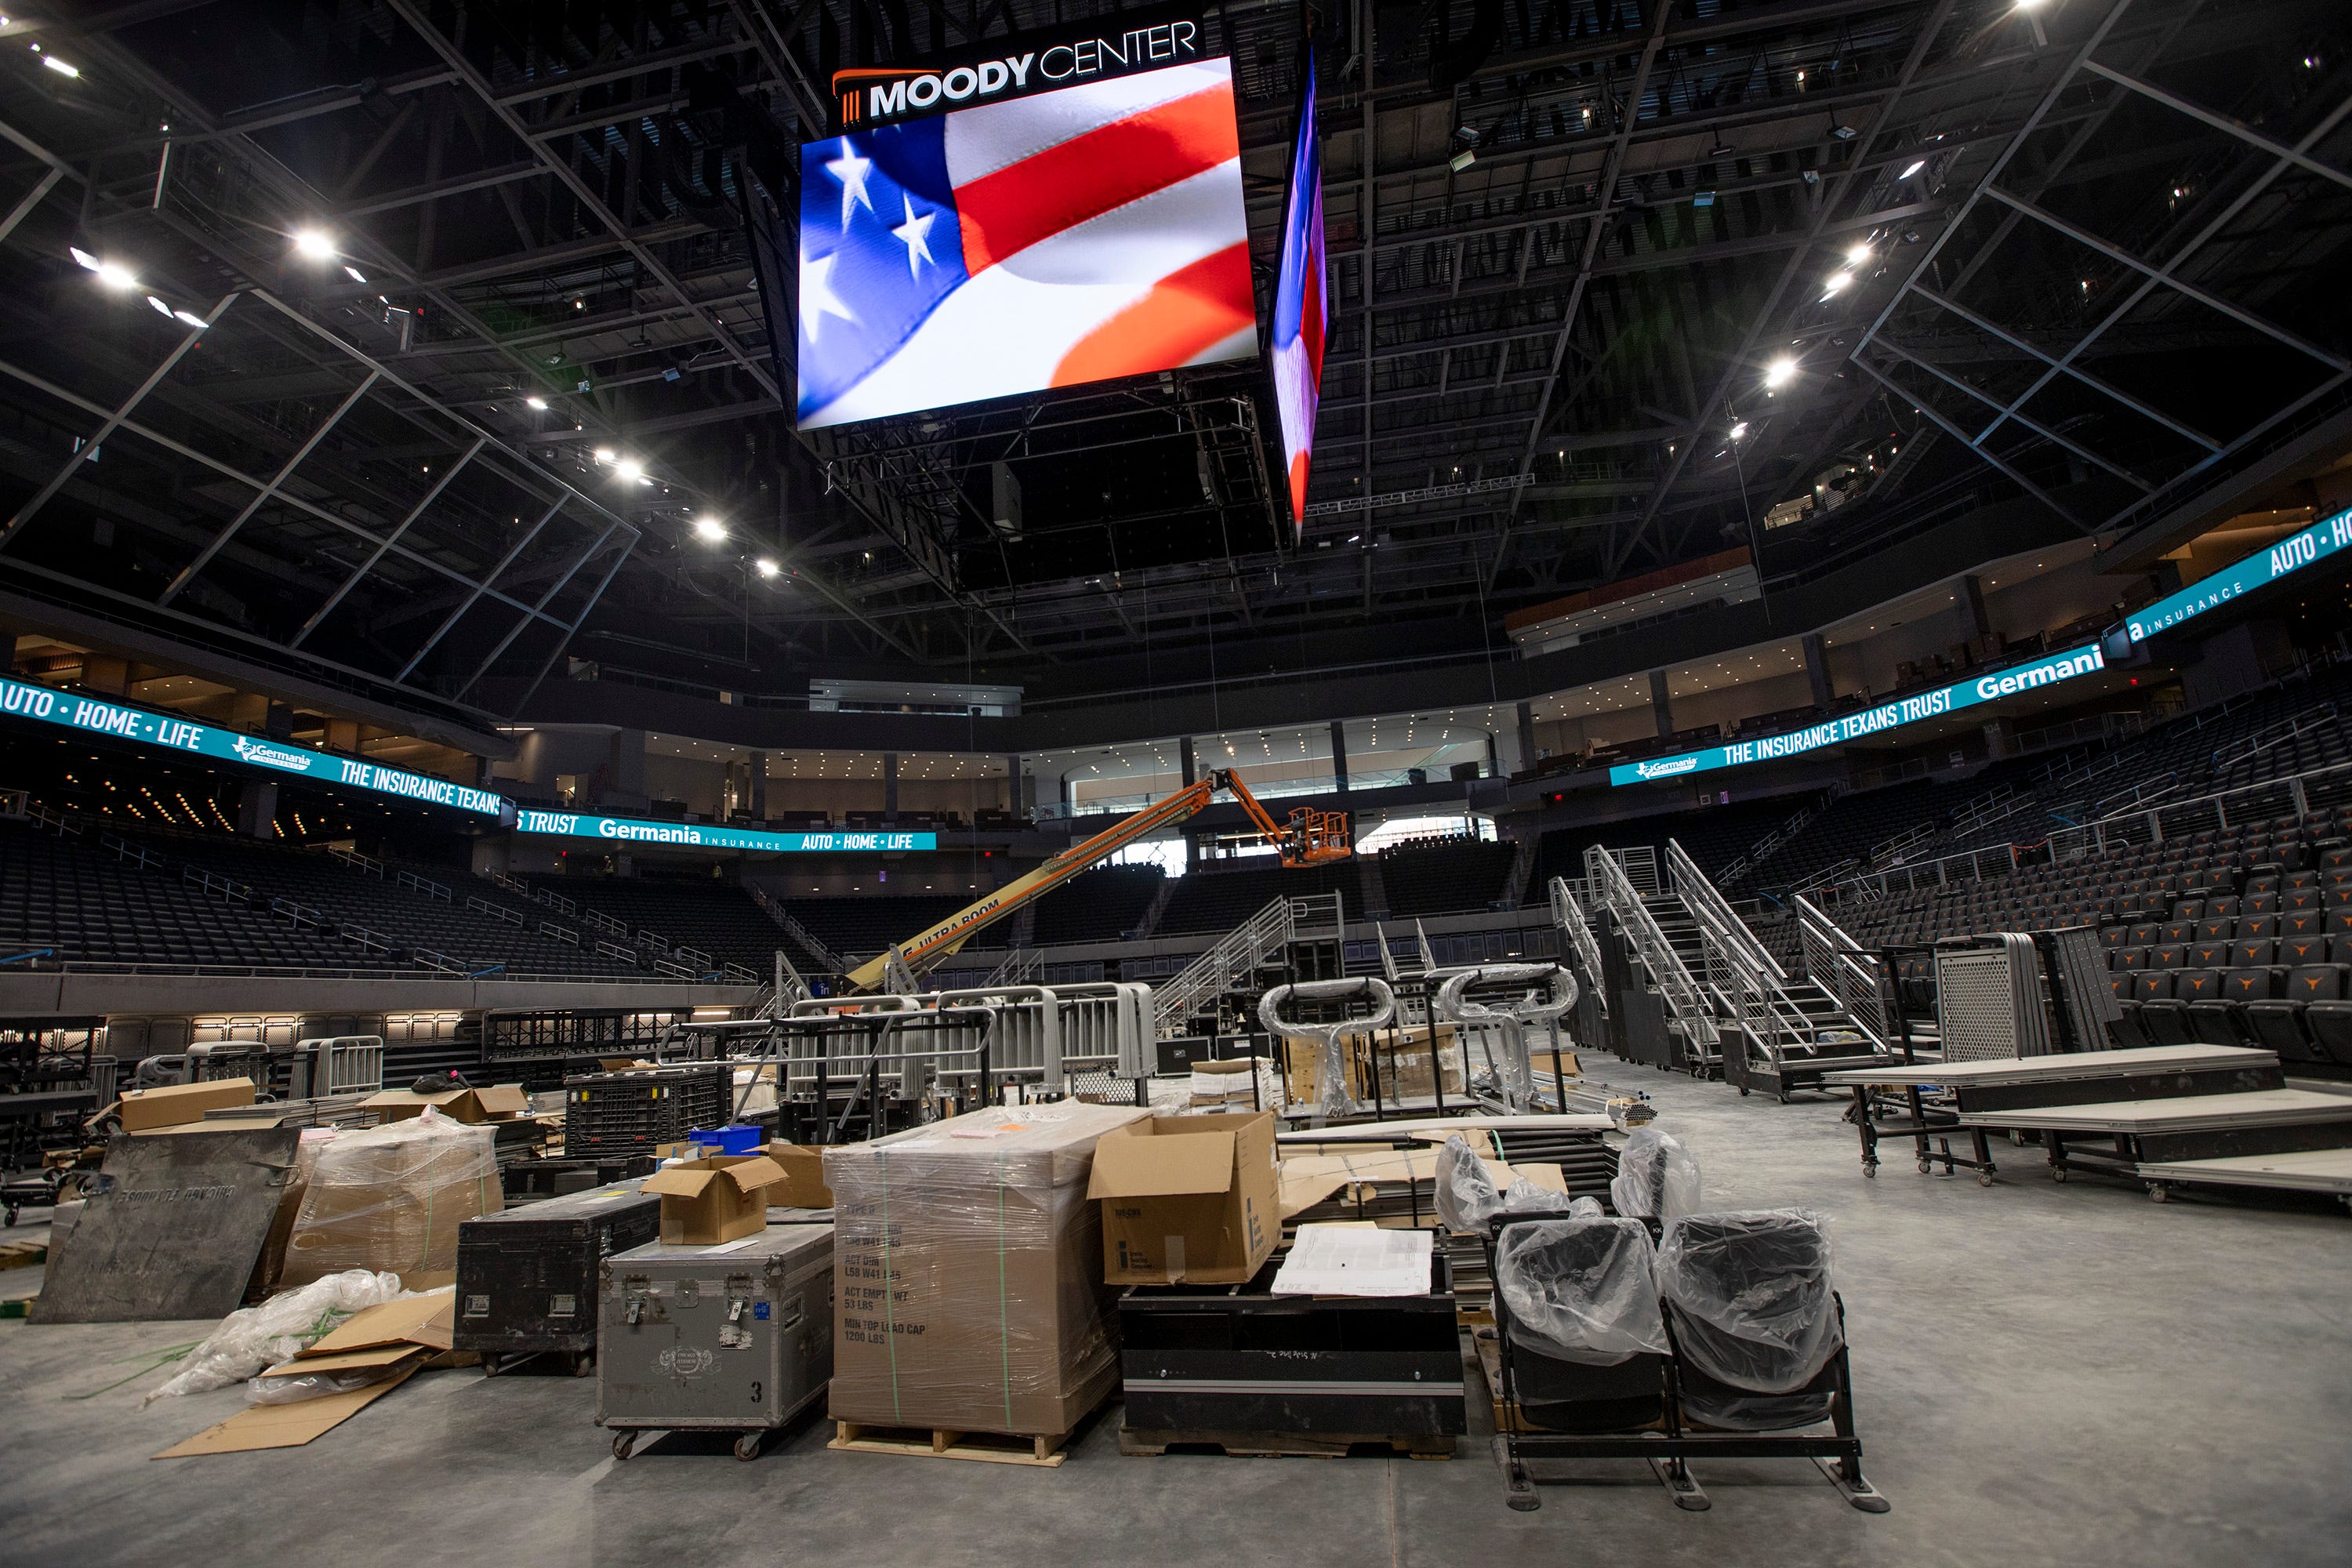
{"left": 691, "top": 516, "right": 725, "bottom": 542}
{"left": 612, "top": 457, "right": 645, "bottom": 482}
{"left": 1899, "top": 159, "right": 1926, "bottom": 180}
{"left": 525, "top": 396, "right": 547, "bottom": 411}
{"left": 41, "top": 55, "right": 78, "bottom": 78}
{"left": 291, "top": 228, "right": 337, "bottom": 261}
{"left": 1764, "top": 357, "right": 1796, "bottom": 389}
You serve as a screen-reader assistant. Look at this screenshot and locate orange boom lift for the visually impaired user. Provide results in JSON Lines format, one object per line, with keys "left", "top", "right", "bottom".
{"left": 842, "top": 770, "right": 1348, "bottom": 992}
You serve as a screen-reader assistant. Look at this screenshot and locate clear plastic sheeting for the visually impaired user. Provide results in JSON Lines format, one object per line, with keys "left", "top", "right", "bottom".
{"left": 1610, "top": 1127, "right": 1702, "bottom": 1221}
{"left": 280, "top": 1107, "right": 501, "bottom": 1288}
{"left": 1657, "top": 1209, "right": 1842, "bottom": 1425}
{"left": 1433, "top": 1134, "right": 1500, "bottom": 1232}
{"left": 1436, "top": 1134, "right": 1581, "bottom": 1232}
{"left": 245, "top": 1361, "right": 408, "bottom": 1405}
{"left": 145, "top": 1269, "right": 406, "bottom": 1403}
{"left": 1494, "top": 1216, "right": 1668, "bottom": 1366}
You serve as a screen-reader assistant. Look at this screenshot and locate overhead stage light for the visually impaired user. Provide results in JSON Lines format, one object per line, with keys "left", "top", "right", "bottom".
{"left": 612, "top": 457, "right": 645, "bottom": 482}
{"left": 1846, "top": 241, "right": 1872, "bottom": 267}
{"left": 1899, "top": 160, "right": 1926, "bottom": 180}
{"left": 525, "top": 396, "right": 548, "bottom": 410}
{"left": 754, "top": 557, "right": 779, "bottom": 579}
{"left": 93, "top": 259, "right": 137, "bottom": 291}
{"left": 41, "top": 55, "right": 78, "bottom": 78}
{"left": 692, "top": 516, "right": 726, "bottom": 542}
{"left": 145, "top": 295, "right": 172, "bottom": 315}
{"left": 172, "top": 310, "right": 209, "bottom": 329}
{"left": 1764, "top": 357, "right": 1796, "bottom": 389}
{"left": 1729, "top": 420, "right": 1750, "bottom": 441}
{"left": 291, "top": 228, "right": 337, "bottom": 261}
{"left": 1820, "top": 271, "right": 1853, "bottom": 299}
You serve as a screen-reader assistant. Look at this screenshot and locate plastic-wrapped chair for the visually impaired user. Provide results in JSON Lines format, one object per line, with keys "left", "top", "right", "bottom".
{"left": 1654, "top": 1209, "right": 1886, "bottom": 1512}
{"left": 1609, "top": 1126, "right": 1700, "bottom": 1224}
{"left": 1488, "top": 1215, "right": 1670, "bottom": 1490}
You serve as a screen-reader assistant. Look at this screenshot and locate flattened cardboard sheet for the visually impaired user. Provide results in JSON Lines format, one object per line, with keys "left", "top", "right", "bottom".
{"left": 152, "top": 1367, "right": 419, "bottom": 1457}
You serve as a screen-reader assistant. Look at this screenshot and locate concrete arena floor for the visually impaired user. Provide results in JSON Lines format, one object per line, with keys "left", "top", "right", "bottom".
{"left": 5, "top": 1071, "right": 2350, "bottom": 1568}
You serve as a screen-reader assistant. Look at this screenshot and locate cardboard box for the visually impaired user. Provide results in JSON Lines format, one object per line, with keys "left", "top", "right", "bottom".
{"left": 115, "top": 1078, "right": 256, "bottom": 1133}
{"left": 279, "top": 1115, "right": 502, "bottom": 1291}
{"left": 760, "top": 1143, "right": 835, "bottom": 1210}
{"left": 641, "top": 1153, "right": 786, "bottom": 1245}
{"left": 360, "top": 1084, "right": 529, "bottom": 1123}
{"left": 1088, "top": 1111, "right": 1277, "bottom": 1286}
{"left": 823, "top": 1102, "right": 1149, "bottom": 1437}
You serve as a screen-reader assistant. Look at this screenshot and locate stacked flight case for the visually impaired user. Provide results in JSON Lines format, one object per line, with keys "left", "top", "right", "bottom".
{"left": 454, "top": 1179, "right": 662, "bottom": 1374}
{"left": 597, "top": 1225, "right": 835, "bottom": 1461}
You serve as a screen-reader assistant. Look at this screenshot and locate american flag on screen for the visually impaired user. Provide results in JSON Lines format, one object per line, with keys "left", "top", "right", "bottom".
{"left": 1270, "top": 51, "right": 1327, "bottom": 535}
{"left": 795, "top": 58, "right": 1258, "bottom": 429}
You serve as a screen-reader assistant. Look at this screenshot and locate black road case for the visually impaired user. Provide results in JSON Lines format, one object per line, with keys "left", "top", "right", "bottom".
{"left": 454, "top": 1178, "right": 661, "bottom": 1374}
{"left": 1118, "top": 1253, "right": 1465, "bottom": 1445}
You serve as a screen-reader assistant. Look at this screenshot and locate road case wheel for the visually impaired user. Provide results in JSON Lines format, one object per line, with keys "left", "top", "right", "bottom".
{"left": 734, "top": 1433, "right": 764, "bottom": 1461}
{"left": 611, "top": 1431, "right": 637, "bottom": 1461}
{"left": 1976, "top": 1171, "right": 1993, "bottom": 1187}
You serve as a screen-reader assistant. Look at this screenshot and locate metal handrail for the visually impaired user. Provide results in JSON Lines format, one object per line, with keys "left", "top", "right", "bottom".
{"left": 2050, "top": 757, "right": 2352, "bottom": 862}
{"left": 1584, "top": 844, "right": 1715, "bottom": 1051}
{"left": 1794, "top": 894, "right": 1891, "bottom": 1044}
{"left": 1671, "top": 840, "right": 1883, "bottom": 1065}
{"left": 1546, "top": 876, "right": 1607, "bottom": 1001}
{"left": 2212, "top": 699, "right": 2341, "bottom": 771}
{"left": 396, "top": 869, "right": 452, "bottom": 902}
{"left": 1152, "top": 891, "right": 1342, "bottom": 1036}
{"left": 467, "top": 895, "right": 523, "bottom": 926}
{"left": 1814, "top": 843, "right": 2020, "bottom": 903}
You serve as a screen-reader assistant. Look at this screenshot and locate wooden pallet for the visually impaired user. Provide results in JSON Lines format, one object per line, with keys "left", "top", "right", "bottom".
{"left": 1119, "top": 1424, "right": 1454, "bottom": 1459}
{"left": 0, "top": 1241, "right": 46, "bottom": 1272}
{"left": 828, "top": 1420, "right": 1073, "bottom": 1467}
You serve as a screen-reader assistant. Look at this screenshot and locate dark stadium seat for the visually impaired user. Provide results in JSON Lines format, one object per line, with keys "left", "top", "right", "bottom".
{"left": 2307, "top": 1002, "right": 2352, "bottom": 1068}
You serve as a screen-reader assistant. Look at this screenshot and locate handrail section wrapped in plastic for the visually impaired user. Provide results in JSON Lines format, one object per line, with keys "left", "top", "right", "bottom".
{"left": 1609, "top": 1126, "right": 1702, "bottom": 1221}
{"left": 1495, "top": 1214, "right": 1670, "bottom": 1366}
{"left": 1258, "top": 975, "right": 1394, "bottom": 1120}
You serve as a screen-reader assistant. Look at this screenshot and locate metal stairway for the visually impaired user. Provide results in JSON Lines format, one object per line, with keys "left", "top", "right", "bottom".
{"left": 1664, "top": 839, "right": 1892, "bottom": 1100}
{"left": 1584, "top": 845, "right": 1720, "bottom": 1073}
{"left": 1152, "top": 891, "right": 1345, "bottom": 1036}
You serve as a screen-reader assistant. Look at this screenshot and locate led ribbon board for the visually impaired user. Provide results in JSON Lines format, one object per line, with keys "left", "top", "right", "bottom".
{"left": 2125, "top": 504, "right": 2352, "bottom": 644}
{"left": 1609, "top": 644, "right": 2111, "bottom": 787}
{"left": 0, "top": 676, "right": 504, "bottom": 815}
{"left": 515, "top": 811, "right": 936, "bottom": 852}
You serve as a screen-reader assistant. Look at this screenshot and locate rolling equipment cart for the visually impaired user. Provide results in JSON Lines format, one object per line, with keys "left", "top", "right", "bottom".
{"left": 597, "top": 1225, "right": 834, "bottom": 1461}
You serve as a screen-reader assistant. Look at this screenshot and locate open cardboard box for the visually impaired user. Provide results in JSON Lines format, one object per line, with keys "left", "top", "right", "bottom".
{"left": 642, "top": 1153, "right": 786, "bottom": 1245}
{"left": 759, "top": 1143, "right": 835, "bottom": 1210}
{"left": 1087, "top": 1111, "right": 1278, "bottom": 1284}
